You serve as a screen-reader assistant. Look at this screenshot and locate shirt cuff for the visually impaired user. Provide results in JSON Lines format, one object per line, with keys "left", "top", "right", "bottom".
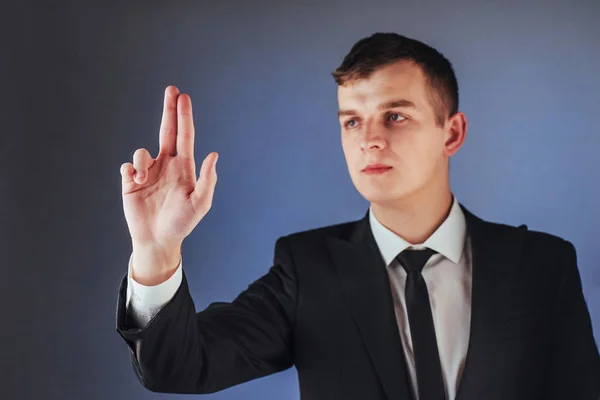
{"left": 125, "top": 252, "right": 183, "bottom": 315}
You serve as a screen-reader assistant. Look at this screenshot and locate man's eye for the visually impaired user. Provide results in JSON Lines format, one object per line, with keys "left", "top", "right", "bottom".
{"left": 388, "top": 113, "right": 405, "bottom": 122}
{"left": 345, "top": 119, "right": 357, "bottom": 128}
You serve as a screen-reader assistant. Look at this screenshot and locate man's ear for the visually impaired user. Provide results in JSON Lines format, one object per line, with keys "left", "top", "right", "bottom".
{"left": 443, "top": 112, "right": 467, "bottom": 158}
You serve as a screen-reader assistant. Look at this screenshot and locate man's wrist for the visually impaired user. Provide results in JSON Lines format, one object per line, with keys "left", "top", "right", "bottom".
{"left": 130, "top": 243, "right": 182, "bottom": 286}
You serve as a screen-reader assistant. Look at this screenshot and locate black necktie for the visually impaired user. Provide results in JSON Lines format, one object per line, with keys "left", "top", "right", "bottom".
{"left": 396, "top": 248, "right": 446, "bottom": 400}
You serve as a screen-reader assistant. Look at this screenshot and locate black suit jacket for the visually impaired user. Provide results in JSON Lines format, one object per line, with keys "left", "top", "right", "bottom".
{"left": 116, "top": 204, "right": 600, "bottom": 399}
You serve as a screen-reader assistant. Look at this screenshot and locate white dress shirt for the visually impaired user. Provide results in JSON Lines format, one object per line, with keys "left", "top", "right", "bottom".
{"left": 369, "top": 195, "right": 471, "bottom": 400}
{"left": 126, "top": 195, "right": 472, "bottom": 400}
{"left": 125, "top": 252, "right": 183, "bottom": 327}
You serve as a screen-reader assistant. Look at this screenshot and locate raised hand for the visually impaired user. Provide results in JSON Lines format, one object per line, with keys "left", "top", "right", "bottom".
{"left": 120, "top": 86, "right": 218, "bottom": 284}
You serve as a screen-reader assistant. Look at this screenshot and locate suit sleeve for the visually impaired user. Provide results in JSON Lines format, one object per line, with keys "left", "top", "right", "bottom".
{"left": 115, "top": 235, "right": 298, "bottom": 394}
{"left": 546, "top": 239, "right": 600, "bottom": 399}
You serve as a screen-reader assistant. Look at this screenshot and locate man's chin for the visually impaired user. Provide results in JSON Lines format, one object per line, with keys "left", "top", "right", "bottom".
{"left": 358, "top": 189, "right": 404, "bottom": 205}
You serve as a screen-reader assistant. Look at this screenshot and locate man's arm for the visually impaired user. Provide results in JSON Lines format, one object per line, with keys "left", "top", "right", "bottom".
{"left": 116, "top": 235, "right": 297, "bottom": 394}
{"left": 546, "top": 239, "right": 600, "bottom": 399}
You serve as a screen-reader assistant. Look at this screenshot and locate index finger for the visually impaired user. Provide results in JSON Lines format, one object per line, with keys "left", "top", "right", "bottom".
{"left": 176, "top": 93, "right": 195, "bottom": 159}
{"left": 158, "top": 85, "right": 180, "bottom": 157}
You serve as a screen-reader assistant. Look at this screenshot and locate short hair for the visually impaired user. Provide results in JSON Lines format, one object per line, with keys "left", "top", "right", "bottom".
{"left": 332, "top": 32, "right": 459, "bottom": 127}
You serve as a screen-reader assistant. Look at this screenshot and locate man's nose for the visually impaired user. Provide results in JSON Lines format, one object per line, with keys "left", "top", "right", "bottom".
{"left": 360, "top": 122, "right": 387, "bottom": 150}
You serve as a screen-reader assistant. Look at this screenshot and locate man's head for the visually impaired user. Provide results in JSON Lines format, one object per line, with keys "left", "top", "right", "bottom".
{"left": 332, "top": 33, "right": 467, "bottom": 207}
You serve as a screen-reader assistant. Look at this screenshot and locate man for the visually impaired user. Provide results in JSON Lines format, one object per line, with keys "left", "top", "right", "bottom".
{"left": 116, "top": 33, "right": 600, "bottom": 399}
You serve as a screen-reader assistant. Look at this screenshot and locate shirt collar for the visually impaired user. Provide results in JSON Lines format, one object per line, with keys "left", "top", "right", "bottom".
{"left": 368, "top": 194, "right": 467, "bottom": 266}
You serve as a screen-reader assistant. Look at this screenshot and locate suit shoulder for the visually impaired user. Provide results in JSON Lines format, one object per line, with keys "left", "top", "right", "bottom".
{"left": 477, "top": 218, "right": 576, "bottom": 283}
{"left": 474, "top": 214, "right": 574, "bottom": 264}
{"left": 523, "top": 228, "right": 571, "bottom": 248}
{"left": 278, "top": 217, "right": 361, "bottom": 245}
{"left": 481, "top": 217, "right": 571, "bottom": 249}
{"left": 271, "top": 218, "right": 360, "bottom": 268}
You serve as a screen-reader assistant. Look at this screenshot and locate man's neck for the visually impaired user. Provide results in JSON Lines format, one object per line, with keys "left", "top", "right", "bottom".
{"left": 370, "top": 186, "right": 454, "bottom": 245}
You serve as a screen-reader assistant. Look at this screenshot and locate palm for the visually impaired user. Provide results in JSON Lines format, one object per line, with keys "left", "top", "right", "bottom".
{"left": 123, "top": 156, "right": 195, "bottom": 246}
{"left": 120, "top": 86, "right": 218, "bottom": 250}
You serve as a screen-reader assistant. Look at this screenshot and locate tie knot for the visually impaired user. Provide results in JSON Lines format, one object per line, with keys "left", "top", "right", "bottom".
{"left": 396, "top": 247, "right": 437, "bottom": 274}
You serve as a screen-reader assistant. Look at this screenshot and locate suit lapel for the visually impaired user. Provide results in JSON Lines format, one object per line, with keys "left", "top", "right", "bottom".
{"left": 327, "top": 210, "right": 415, "bottom": 400}
{"left": 454, "top": 204, "right": 528, "bottom": 399}
{"left": 326, "top": 204, "right": 528, "bottom": 400}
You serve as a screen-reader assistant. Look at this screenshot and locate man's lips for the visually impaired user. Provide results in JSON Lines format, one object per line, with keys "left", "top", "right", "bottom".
{"left": 362, "top": 164, "right": 392, "bottom": 172}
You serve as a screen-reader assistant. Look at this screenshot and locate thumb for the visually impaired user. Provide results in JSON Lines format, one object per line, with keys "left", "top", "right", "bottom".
{"left": 191, "top": 152, "right": 218, "bottom": 211}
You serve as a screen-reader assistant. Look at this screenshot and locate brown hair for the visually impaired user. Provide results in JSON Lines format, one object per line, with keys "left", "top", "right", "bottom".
{"left": 332, "top": 33, "right": 459, "bottom": 127}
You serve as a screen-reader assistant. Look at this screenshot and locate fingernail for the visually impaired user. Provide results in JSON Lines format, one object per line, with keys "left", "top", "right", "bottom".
{"left": 137, "top": 171, "right": 145, "bottom": 180}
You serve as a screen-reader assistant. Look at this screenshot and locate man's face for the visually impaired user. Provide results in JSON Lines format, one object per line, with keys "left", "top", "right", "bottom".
{"left": 337, "top": 60, "right": 461, "bottom": 206}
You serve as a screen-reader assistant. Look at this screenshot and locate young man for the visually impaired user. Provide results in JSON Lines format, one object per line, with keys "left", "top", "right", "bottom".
{"left": 116, "top": 33, "right": 600, "bottom": 400}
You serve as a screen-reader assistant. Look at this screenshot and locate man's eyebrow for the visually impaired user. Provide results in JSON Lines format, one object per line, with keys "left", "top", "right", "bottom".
{"left": 337, "top": 99, "right": 417, "bottom": 118}
{"left": 377, "top": 99, "right": 417, "bottom": 110}
{"left": 337, "top": 109, "right": 357, "bottom": 118}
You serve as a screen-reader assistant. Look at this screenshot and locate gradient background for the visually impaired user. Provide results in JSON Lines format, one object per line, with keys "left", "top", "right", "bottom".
{"left": 3, "top": 0, "right": 599, "bottom": 399}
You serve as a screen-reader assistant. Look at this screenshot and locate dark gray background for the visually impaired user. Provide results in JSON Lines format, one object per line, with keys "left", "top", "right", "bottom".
{"left": 3, "top": 1, "right": 599, "bottom": 399}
